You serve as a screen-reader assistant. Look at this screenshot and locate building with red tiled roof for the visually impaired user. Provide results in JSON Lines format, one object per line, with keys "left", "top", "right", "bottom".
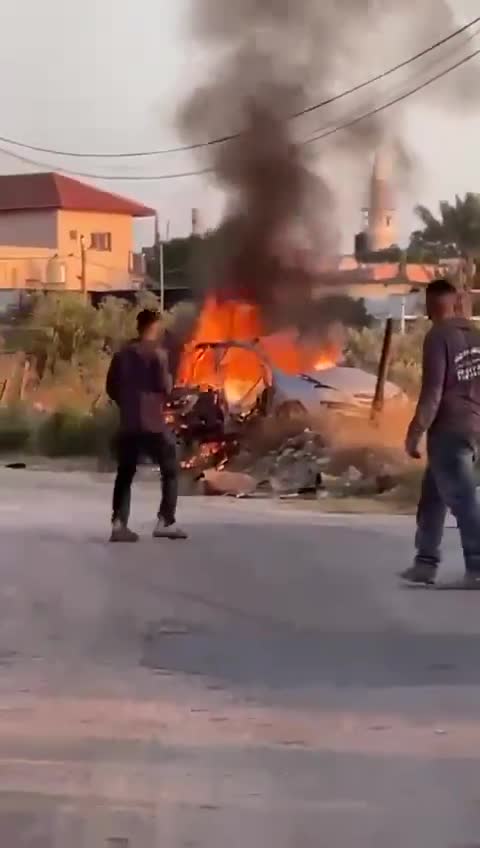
{"left": 0, "top": 172, "right": 155, "bottom": 292}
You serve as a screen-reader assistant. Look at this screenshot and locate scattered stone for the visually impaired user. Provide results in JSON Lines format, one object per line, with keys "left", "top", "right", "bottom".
{"left": 343, "top": 465, "right": 362, "bottom": 484}
{"left": 202, "top": 469, "right": 257, "bottom": 497}
{"left": 270, "top": 455, "right": 319, "bottom": 496}
{"left": 375, "top": 472, "right": 397, "bottom": 494}
{"left": 188, "top": 418, "right": 407, "bottom": 503}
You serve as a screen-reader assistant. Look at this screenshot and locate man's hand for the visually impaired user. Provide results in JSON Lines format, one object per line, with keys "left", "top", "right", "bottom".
{"left": 405, "top": 431, "right": 421, "bottom": 460}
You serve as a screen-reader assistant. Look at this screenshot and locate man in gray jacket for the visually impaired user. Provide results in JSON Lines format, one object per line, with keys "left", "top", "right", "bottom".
{"left": 106, "top": 309, "right": 187, "bottom": 543}
{"left": 401, "top": 279, "right": 480, "bottom": 588}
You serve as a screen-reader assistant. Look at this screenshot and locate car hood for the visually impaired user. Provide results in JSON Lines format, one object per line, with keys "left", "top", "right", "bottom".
{"left": 271, "top": 365, "right": 404, "bottom": 408}
{"left": 301, "top": 366, "right": 402, "bottom": 400}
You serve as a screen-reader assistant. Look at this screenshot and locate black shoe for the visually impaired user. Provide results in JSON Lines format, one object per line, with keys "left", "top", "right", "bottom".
{"left": 110, "top": 521, "right": 139, "bottom": 543}
{"left": 399, "top": 563, "right": 436, "bottom": 586}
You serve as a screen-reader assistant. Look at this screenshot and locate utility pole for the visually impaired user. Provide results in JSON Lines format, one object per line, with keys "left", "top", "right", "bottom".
{"left": 155, "top": 214, "right": 165, "bottom": 312}
{"left": 371, "top": 317, "right": 394, "bottom": 423}
{"left": 80, "top": 235, "right": 87, "bottom": 298}
{"left": 159, "top": 240, "right": 165, "bottom": 313}
{"left": 400, "top": 295, "right": 406, "bottom": 335}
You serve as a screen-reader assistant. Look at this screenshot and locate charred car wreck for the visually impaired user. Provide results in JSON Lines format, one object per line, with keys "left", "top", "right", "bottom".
{"left": 166, "top": 340, "right": 405, "bottom": 467}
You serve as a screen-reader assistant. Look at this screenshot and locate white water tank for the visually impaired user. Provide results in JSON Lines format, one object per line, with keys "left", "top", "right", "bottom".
{"left": 46, "top": 255, "right": 66, "bottom": 287}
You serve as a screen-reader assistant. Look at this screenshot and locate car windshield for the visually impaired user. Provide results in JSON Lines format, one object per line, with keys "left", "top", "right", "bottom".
{"left": 182, "top": 342, "right": 270, "bottom": 414}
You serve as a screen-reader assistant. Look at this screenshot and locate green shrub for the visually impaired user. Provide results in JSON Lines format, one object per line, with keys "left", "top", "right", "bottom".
{"left": 37, "top": 408, "right": 96, "bottom": 457}
{"left": 0, "top": 405, "right": 32, "bottom": 452}
{"left": 345, "top": 321, "right": 427, "bottom": 396}
{"left": 88, "top": 404, "right": 118, "bottom": 459}
{"left": 36, "top": 404, "right": 118, "bottom": 458}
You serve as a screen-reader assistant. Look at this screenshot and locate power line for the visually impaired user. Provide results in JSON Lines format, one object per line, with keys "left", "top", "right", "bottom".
{"left": 303, "top": 22, "right": 480, "bottom": 144}
{"left": 294, "top": 15, "right": 479, "bottom": 119}
{"left": 305, "top": 47, "right": 480, "bottom": 144}
{"left": 0, "top": 15, "right": 478, "bottom": 160}
{"left": 0, "top": 145, "right": 214, "bottom": 180}
{"left": 0, "top": 46, "right": 478, "bottom": 182}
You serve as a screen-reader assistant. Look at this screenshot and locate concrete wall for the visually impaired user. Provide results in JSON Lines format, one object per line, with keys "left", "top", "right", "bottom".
{"left": 0, "top": 209, "right": 137, "bottom": 291}
{"left": 57, "top": 210, "right": 134, "bottom": 290}
{"left": 0, "top": 210, "right": 57, "bottom": 249}
{"left": 0, "top": 246, "right": 53, "bottom": 288}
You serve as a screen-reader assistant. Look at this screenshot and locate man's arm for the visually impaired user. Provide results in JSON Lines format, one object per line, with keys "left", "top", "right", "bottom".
{"left": 106, "top": 352, "right": 121, "bottom": 404}
{"left": 156, "top": 348, "right": 173, "bottom": 396}
{"left": 406, "top": 329, "right": 447, "bottom": 454}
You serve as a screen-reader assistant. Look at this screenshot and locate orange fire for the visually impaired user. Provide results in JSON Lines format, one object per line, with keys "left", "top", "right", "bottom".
{"left": 177, "top": 297, "right": 340, "bottom": 405}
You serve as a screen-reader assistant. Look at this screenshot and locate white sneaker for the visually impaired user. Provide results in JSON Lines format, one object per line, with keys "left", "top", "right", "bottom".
{"left": 153, "top": 520, "right": 188, "bottom": 540}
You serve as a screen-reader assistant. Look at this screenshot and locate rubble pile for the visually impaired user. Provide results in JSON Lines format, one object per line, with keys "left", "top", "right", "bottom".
{"left": 251, "top": 431, "right": 329, "bottom": 497}
{"left": 194, "top": 424, "right": 407, "bottom": 501}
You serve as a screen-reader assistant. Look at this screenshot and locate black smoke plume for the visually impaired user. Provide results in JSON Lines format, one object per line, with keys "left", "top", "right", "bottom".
{"left": 180, "top": 0, "right": 477, "bottom": 330}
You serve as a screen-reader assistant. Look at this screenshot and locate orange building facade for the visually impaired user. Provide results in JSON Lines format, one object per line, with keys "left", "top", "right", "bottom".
{"left": 0, "top": 172, "right": 155, "bottom": 292}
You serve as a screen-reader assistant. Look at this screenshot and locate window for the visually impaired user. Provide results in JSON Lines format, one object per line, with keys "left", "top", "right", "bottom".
{"left": 90, "top": 232, "right": 112, "bottom": 251}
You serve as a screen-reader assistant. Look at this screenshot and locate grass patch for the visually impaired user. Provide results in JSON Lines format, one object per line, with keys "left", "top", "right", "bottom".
{"left": 0, "top": 405, "right": 32, "bottom": 452}
{"left": 36, "top": 406, "right": 117, "bottom": 457}
{"left": 280, "top": 466, "right": 423, "bottom": 515}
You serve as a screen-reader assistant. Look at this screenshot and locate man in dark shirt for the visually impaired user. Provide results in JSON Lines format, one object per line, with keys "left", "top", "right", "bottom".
{"left": 106, "top": 309, "right": 187, "bottom": 543}
{"left": 401, "top": 279, "right": 480, "bottom": 588}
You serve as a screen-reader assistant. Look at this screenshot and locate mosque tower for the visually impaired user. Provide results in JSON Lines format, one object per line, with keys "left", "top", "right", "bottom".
{"left": 363, "top": 148, "right": 397, "bottom": 252}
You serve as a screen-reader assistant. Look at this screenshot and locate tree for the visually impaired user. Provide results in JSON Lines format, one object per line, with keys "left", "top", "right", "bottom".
{"left": 314, "top": 295, "right": 372, "bottom": 330}
{"left": 345, "top": 320, "right": 427, "bottom": 396}
{"left": 145, "top": 235, "right": 203, "bottom": 290}
{"left": 9, "top": 293, "right": 102, "bottom": 377}
{"left": 410, "top": 193, "right": 480, "bottom": 263}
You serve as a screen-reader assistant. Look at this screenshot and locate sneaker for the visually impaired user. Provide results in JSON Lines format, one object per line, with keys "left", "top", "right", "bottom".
{"left": 436, "top": 573, "right": 480, "bottom": 590}
{"left": 153, "top": 520, "right": 188, "bottom": 540}
{"left": 110, "top": 521, "right": 139, "bottom": 543}
{"left": 399, "top": 563, "right": 436, "bottom": 586}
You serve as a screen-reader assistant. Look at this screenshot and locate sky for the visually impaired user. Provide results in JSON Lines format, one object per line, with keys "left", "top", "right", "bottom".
{"left": 0, "top": 0, "right": 479, "bottom": 251}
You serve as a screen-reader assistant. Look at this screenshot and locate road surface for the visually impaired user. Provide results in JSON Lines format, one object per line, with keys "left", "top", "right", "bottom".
{"left": 0, "top": 468, "right": 479, "bottom": 846}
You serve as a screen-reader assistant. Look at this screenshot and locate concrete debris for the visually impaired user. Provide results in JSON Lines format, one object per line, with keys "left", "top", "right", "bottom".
{"left": 201, "top": 469, "right": 258, "bottom": 497}
{"left": 239, "top": 428, "right": 401, "bottom": 499}
{"left": 343, "top": 466, "right": 363, "bottom": 484}
{"left": 187, "top": 425, "right": 404, "bottom": 501}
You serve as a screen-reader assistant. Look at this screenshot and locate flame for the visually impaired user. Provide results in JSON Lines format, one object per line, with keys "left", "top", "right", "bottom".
{"left": 177, "top": 297, "right": 340, "bottom": 404}
{"left": 313, "top": 355, "right": 336, "bottom": 372}
{"left": 181, "top": 441, "right": 227, "bottom": 470}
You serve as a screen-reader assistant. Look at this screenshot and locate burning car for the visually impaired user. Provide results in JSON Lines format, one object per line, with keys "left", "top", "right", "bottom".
{"left": 171, "top": 339, "right": 405, "bottom": 434}
{"left": 167, "top": 297, "right": 405, "bottom": 465}
{"left": 273, "top": 364, "right": 406, "bottom": 418}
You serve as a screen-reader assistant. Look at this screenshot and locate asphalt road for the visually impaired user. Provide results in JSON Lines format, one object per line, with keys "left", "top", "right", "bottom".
{"left": 0, "top": 468, "right": 480, "bottom": 847}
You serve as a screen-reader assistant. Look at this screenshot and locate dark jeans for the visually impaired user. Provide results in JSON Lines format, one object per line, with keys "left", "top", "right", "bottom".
{"left": 112, "top": 430, "right": 178, "bottom": 526}
{"left": 415, "top": 431, "right": 480, "bottom": 574}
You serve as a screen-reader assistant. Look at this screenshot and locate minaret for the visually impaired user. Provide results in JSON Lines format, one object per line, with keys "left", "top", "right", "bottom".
{"left": 191, "top": 208, "right": 201, "bottom": 236}
{"left": 363, "top": 148, "right": 397, "bottom": 252}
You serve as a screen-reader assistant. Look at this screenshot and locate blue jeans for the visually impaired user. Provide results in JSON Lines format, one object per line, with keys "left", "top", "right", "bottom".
{"left": 415, "top": 432, "right": 480, "bottom": 574}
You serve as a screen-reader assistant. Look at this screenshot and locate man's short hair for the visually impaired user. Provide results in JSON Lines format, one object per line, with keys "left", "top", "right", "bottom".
{"left": 426, "top": 278, "right": 457, "bottom": 298}
{"left": 137, "top": 308, "right": 160, "bottom": 334}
